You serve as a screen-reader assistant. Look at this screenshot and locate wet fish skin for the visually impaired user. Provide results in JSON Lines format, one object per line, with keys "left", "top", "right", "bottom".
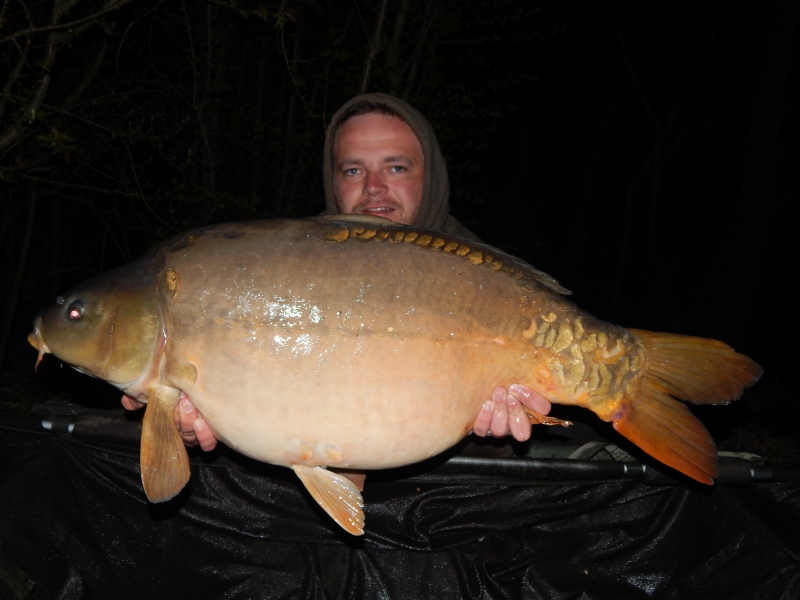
{"left": 28, "top": 216, "right": 762, "bottom": 535}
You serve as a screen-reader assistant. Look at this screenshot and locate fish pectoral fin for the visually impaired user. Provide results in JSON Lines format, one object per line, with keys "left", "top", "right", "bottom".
{"left": 329, "top": 468, "right": 366, "bottom": 492}
{"left": 523, "top": 408, "right": 573, "bottom": 428}
{"left": 140, "top": 384, "right": 190, "bottom": 502}
{"left": 293, "top": 465, "right": 365, "bottom": 535}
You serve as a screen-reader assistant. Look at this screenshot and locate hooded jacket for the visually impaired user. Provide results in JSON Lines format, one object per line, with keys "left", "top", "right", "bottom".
{"left": 322, "top": 93, "right": 478, "bottom": 240}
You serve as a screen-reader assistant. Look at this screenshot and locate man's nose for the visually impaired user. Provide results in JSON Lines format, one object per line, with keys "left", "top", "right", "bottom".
{"left": 363, "top": 171, "right": 387, "bottom": 196}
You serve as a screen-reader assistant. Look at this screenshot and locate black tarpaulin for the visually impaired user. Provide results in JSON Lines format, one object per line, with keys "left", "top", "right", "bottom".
{"left": 2, "top": 420, "right": 800, "bottom": 600}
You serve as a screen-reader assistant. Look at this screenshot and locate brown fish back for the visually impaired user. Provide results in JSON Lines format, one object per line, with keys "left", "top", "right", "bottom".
{"left": 317, "top": 217, "right": 572, "bottom": 297}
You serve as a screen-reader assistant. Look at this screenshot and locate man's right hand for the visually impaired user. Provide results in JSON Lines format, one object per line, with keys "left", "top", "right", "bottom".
{"left": 121, "top": 393, "right": 218, "bottom": 451}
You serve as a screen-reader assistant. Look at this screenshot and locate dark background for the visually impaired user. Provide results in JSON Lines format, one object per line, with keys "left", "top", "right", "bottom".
{"left": 1, "top": 1, "right": 798, "bottom": 451}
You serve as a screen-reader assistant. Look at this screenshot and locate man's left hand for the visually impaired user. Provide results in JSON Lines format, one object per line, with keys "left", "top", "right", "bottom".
{"left": 471, "top": 384, "right": 551, "bottom": 441}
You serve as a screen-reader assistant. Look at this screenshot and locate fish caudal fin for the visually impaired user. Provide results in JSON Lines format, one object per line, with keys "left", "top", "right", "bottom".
{"left": 140, "top": 384, "right": 191, "bottom": 502}
{"left": 293, "top": 465, "right": 365, "bottom": 535}
{"left": 613, "top": 330, "right": 762, "bottom": 484}
{"left": 630, "top": 330, "right": 763, "bottom": 404}
{"left": 613, "top": 381, "right": 719, "bottom": 483}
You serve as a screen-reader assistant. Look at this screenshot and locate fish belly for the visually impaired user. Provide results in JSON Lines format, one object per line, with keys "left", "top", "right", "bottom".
{"left": 160, "top": 220, "right": 538, "bottom": 469}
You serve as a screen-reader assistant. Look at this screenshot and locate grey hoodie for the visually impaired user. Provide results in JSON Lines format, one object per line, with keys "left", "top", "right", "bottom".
{"left": 322, "top": 93, "right": 478, "bottom": 240}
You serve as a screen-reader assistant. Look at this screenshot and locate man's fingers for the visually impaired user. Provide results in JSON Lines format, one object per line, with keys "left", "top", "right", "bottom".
{"left": 121, "top": 395, "right": 144, "bottom": 411}
{"left": 193, "top": 419, "right": 218, "bottom": 452}
{"left": 506, "top": 389, "right": 532, "bottom": 441}
{"left": 171, "top": 395, "right": 218, "bottom": 451}
{"left": 177, "top": 394, "right": 197, "bottom": 428}
{"left": 488, "top": 386, "right": 509, "bottom": 438}
{"left": 125, "top": 391, "right": 216, "bottom": 451}
{"left": 472, "top": 400, "right": 494, "bottom": 436}
{"left": 472, "top": 385, "right": 544, "bottom": 439}
{"left": 509, "top": 384, "right": 552, "bottom": 415}
{"left": 174, "top": 395, "right": 199, "bottom": 448}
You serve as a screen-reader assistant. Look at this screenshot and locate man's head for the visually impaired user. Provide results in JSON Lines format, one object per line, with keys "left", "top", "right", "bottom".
{"left": 323, "top": 93, "right": 451, "bottom": 230}
{"left": 332, "top": 102, "right": 424, "bottom": 225}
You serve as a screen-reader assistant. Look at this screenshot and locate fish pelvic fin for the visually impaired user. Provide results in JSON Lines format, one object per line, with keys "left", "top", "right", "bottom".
{"left": 293, "top": 465, "right": 365, "bottom": 535}
{"left": 330, "top": 468, "right": 367, "bottom": 492}
{"left": 611, "top": 330, "right": 762, "bottom": 485}
{"left": 140, "top": 384, "right": 191, "bottom": 502}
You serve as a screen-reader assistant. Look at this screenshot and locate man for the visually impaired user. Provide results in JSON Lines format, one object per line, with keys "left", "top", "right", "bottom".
{"left": 123, "top": 93, "right": 552, "bottom": 448}
{"left": 321, "top": 93, "right": 476, "bottom": 237}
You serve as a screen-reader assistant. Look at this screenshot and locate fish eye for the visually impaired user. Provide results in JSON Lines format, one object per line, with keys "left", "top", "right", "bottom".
{"left": 56, "top": 296, "right": 65, "bottom": 305}
{"left": 67, "top": 298, "right": 85, "bottom": 320}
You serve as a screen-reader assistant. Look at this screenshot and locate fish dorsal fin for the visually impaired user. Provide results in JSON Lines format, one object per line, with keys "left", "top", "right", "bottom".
{"left": 140, "top": 384, "right": 191, "bottom": 502}
{"left": 293, "top": 465, "right": 365, "bottom": 535}
{"left": 321, "top": 214, "right": 396, "bottom": 226}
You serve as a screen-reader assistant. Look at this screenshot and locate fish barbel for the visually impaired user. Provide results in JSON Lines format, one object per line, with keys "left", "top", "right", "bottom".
{"left": 28, "top": 216, "right": 762, "bottom": 534}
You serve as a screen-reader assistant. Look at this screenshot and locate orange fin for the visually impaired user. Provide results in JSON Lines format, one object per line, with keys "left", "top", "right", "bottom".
{"left": 330, "top": 468, "right": 366, "bottom": 492}
{"left": 611, "top": 330, "right": 761, "bottom": 485}
{"left": 630, "top": 329, "right": 762, "bottom": 404}
{"left": 293, "top": 465, "right": 365, "bottom": 535}
{"left": 613, "top": 380, "right": 718, "bottom": 484}
{"left": 140, "top": 384, "right": 190, "bottom": 502}
{"left": 523, "top": 408, "right": 573, "bottom": 428}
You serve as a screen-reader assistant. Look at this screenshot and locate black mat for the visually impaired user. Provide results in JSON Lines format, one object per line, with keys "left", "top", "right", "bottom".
{"left": 2, "top": 420, "right": 799, "bottom": 600}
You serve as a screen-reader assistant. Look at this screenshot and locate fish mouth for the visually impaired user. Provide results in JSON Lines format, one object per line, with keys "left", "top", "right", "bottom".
{"left": 27, "top": 329, "right": 51, "bottom": 371}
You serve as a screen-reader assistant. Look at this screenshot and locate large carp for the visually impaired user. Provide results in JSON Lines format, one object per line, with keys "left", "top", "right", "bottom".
{"left": 28, "top": 216, "right": 761, "bottom": 535}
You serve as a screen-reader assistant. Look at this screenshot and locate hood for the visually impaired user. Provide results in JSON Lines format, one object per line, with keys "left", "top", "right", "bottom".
{"left": 322, "top": 93, "right": 477, "bottom": 240}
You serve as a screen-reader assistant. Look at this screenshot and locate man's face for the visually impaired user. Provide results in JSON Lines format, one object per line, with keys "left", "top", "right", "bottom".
{"left": 333, "top": 113, "right": 424, "bottom": 225}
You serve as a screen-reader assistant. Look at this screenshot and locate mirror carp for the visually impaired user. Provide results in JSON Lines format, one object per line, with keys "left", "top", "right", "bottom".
{"left": 28, "top": 216, "right": 762, "bottom": 535}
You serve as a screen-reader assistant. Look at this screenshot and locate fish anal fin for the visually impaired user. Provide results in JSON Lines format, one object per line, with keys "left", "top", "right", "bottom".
{"left": 140, "top": 384, "right": 190, "bottom": 502}
{"left": 330, "top": 468, "right": 366, "bottom": 492}
{"left": 612, "top": 382, "right": 717, "bottom": 485}
{"left": 293, "top": 465, "right": 365, "bottom": 535}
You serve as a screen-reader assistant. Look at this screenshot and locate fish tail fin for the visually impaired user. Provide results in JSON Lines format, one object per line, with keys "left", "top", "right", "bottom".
{"left": 630, "top": 330, "right": 763, "bottom": 404}
{"left": 611, "top": 330, "right": 762, "bottom": 484}
{"left": 613, "top": 378, "right": 719, "bottom": 483}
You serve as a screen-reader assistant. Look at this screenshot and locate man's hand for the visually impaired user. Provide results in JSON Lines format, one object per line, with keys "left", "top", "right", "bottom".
{"left": 471, "top": 384, "right": 552, "bottom": 442}
{"left": 121, "top": 393, "right": 218, "bottom": 451}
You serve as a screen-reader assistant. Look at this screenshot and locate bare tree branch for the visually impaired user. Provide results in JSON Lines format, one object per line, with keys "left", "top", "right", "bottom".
{"left": 385, "top": 0, "right": 409, "bottom": 95}
{"left": 0, "top": 0, "right": 134, "bottom": 44}
{"left": 359, "top": 0, "right": 389, "bottom": 94}
{"left": 0, "top": 37, "right": 31, "bottom": 125}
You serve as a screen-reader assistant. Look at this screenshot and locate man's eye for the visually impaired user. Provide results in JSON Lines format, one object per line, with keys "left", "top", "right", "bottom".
{"left": 390, "top": 166, "right": 406, "bottom": 173}
{"left": 344, "top": 168, "right": 359, "bottom": 176}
